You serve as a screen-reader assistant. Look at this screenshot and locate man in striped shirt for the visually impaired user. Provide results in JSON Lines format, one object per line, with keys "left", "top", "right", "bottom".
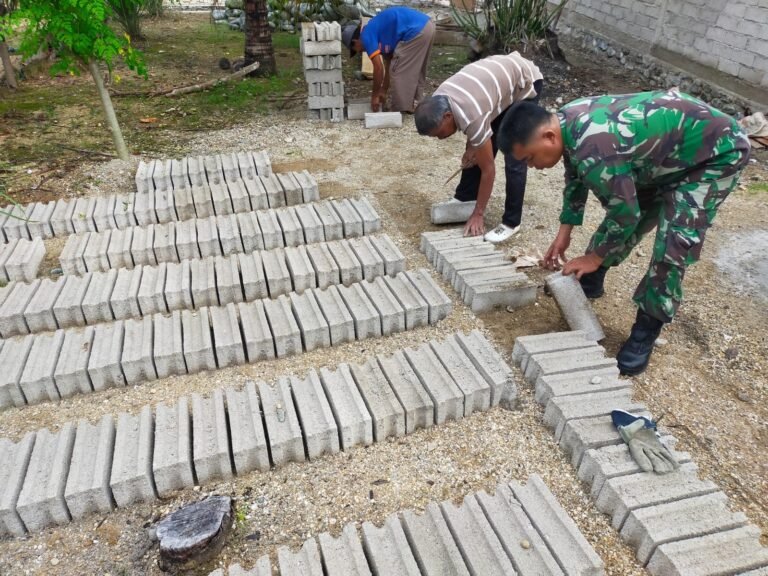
{"left": 414, "top": 52, "right": 544, "bottom": 242}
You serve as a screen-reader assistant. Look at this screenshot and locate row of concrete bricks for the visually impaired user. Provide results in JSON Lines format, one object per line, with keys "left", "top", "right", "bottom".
{"left": 0, "top": 329, "right": 514, "bottom": 536}
{"left": 513, "top": 330, "right": 768, "bottom": 575}
{"left": 0, "top": 234, "right": 404, "bottom": 338}
{"left": 58, "top": 196, "right": 380, "bottom": 275}
{"left": 0, "top": 238, "right": 45, "bottom": 282}
{"left": 300, "top": 21, "right": 341, "bottom": 43}
{"left": 210, "top": 475, "right": 604, "bottom": 576}
{"left": 420, "top": 228, "right": 537, "bottom": 313}
{"left": 3, "top": 170, "right": 318, "bottom": 248}
{"left": 0, "top": 269, "right": 452, "bottom": 411}
{"left": 135, "top": 150, "right": 272, "bottom": 194}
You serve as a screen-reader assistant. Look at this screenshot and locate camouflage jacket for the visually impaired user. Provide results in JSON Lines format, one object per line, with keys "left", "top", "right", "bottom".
{"left": 558, "top": 90, "right": 750, "bottom": 257}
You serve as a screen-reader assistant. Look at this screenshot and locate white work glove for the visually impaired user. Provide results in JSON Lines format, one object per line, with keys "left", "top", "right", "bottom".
{"left": 618, "top": 419, "right": 680, "bottom": 474}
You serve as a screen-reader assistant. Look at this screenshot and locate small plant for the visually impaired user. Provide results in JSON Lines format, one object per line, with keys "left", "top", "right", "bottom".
{"left": 106, "top": 0, "right": 146, "bottom": 41}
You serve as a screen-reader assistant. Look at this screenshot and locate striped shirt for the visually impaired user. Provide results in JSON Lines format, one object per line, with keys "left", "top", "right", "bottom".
{"left": 434, "top": 52, "right": 543, "bottom": 147}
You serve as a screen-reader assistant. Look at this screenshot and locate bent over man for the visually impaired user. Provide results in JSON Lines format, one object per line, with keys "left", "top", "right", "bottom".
{"left": 499, "top": 90, "right": 750, "bottom": 375}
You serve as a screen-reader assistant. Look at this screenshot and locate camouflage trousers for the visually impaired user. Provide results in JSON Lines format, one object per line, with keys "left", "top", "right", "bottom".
{"left": 588, "top": 163, "right": 747, "bottom": 323}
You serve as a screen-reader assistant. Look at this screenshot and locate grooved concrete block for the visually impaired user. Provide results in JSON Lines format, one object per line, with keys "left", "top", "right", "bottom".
{"left": 403, "top": 345, "right": 464, "bottom": 425}
{"left": 360, "top": 276, "right": 405, "bottom": 336}
{"left": 545, "top": 389, "right": 645, "bottom": 441}
{"left": 25, "top": 276, "right": 66, "bottom": 333}
{"left": 114, "top": 194, "right": 137, "bottom": 229}
{"left": 251, "top": 151, "right": 271, "bottom": 177}
{"left": 19, "top": 329, "right": 65, "bottom": 404}
{"left": 174, "top": 185, "right": 196, "bottom": 221}
{"left": 27, "top": 201, "right": 56, "bottom": 239}
{"left": 214, "top": 255, "right": 244, "bottom": 305}
{"left": 276, "top": 172, "right": 304, "bottom": 206}
{"left": 107, "top": 228, "right": 133, "bottom": 270}
{"left": 155, "top": 188, "right": 176, "bottom": 225}
{"left": 138, "top": 262, "right": 168, "bottom": 316}
{"left": 154, "top": 310, "right": 187, "bottom": 378}
{"left": 444, "top": 254, "right": 508, "bottom": 286}
{"left": 295, "top": 204, "right": 326, "bottom": 245}
{"left": 0, "top": 432, "right": 36, "bottom": 536}
{"left": 347, "top": 98, "right": 372, "bottom": 120}
{"left": 349, "top": 237, "right": 385, "bottom": 280}
{"left": 455, "top": 264, "right": 521, "bottom": 299}
{"left": 64, "top": 416, "right": 116, "bottom": 519}
{"left": 318, "top": 524, "right": 372, "bottom": 576}
{"left": 238, "top": 252, "right": 268, "bottom": 301}
{"left": 239, "top": 300, "right": 276, "bottom": 362}
{"left": 313, "top": 201, "right": 344, "bottom": 241}
{"left": 235, "top": 151, "right": 257, "bottom": 181}
{"left": 5, "top": 237, "right": 45, "bottom": 281}
{"left": 327, "top": 240, "right": 363, "bottom": 285}
{"left": 198, "top": 215, "right": 222, "bottom": 258}
{"left": 278, "top": 538, "right": 324, "bottom": 576}
{"left": 153, "top": 397, "right": 196, "bottom": 497}
{"left": 262, "top": 248, "right": 292, "bottom": 298}
{"left": 337, "top": 283, "right": 381, "bottom": 340}
{"left": 192, "top": 185, "right": 215, "bottom": 219}
{"left": 376, "top": 351, "right": 434, "bottom": 433}
{"left": 513, "top": 330, "right": 591, "bottom": 367}
{"left": 122, "top": 316, "right": 157, "bottom": 385}
{"left": 467, "top": 276, "right": 537, "bottom": 313}
{"left": 0, "top": 335, "right": 34, "bottom": 409}
{"left": 110, "top": 406, "right": 157, "bottom": 507}
{"left": 82, "top": 269, "right": 118, "bottom": 324}
{"left": 54, "top": 326, "right": 95, "bottom": 398}
{"left": 237, "top": 212, "right": 264, "bottom": 252}
{"left": 192, "top": 390, "right": 234, "bottom": 483}
{"left": 165, "top": 260, "right": 193, "bottom": 312}
{"left": 263, "top": 295, "right": 302, "bottom": 357}
{"left": 211, "top": 302, "right": 245, "bottom": 368}
{"left": 369, "top": 235, "right": 405, "bottom": 275}
{"left": 225, "top": 381, "right": 270, "bottom": 475}
{"left": 88, "top": 320, "right": 126, "bottom": 391}
{"left": 361, "top": 516, "right": 421, "bottom": 576}
{"left": 16, "top": 424, "right": 76, "bottom": 532}
{"left": 454, "top": 330, "right": 514, "bottom": 408}
{"left": 229, "top": 180, "right": 251, "bottom": 214}
{"left": 182, "top": 308, "right": 218, "bottom": 374}
{"left": 111, "top": 266, "right": 143, "bottom": 320}
{"left": 524, "top": 346, "right": 612, "bottom": 384}
{"left": 276, "top": 207, "right": 304, "bottom": 247}
{"left": 312, "top": 285, "right": 355, "bottom": 346}
{"left": 243, "top": 175, "right": 269, "bottom": 211}
{"left": 382, "top": 274, "right": 428, "bottom": 330}
{"left": 440, "top": 496, "right": 517, "bottom": 575}
{"left": 296, "top": 170, "right": 319, "bottom": 202}
{"left": 401, "top": 503, "right": 469, "bottom": 576}
{"left": 53, "top": 273, "right": 92, "bottom": 328}
{"left": 217, "top": 213, "right": 244, "bottom": 256}
{"left": 422, "top": 234, "right": 483, "bottom": 264}
{"left": 306, "top": 243, "right": 340, "bottom": 289}
{"left": 546, "top": 272, "right": 605, "bottom": 341}
{"left": 350, "top": 358, "right": 405, "bottom": 441}
{"left": 0, "top": 279, "right": 40, "bottom": 337}
{"left": 364, "top": 112, "right": 403, "bottom": 129}
{"left": 330, "top": 199, "right": 364, "bottom": 238}
{"left": 153, "top": 222, "right": 178, "bottom": 263}
{"left": 83, "top": 230, "right": 111, "bottom": 272}
{"left": 2, "top": 203, "right": 32, "bottom": 240}
{"left": 72, "top": 196, "right": 97, "bottom": 233}
{"left": 0, "top": 239, "right": 18, "bottom": 281}
{"left": 59, "top": 233, "right": 89, "bottom": 275}
{"left": 430, "top": 200, "right": 476, "bottom": 224}
{"left": 260, "top": 174, "right": 285, "bottom": 208}
{"left": 436, "top": 242, "right": 497, "bottom": 276}
{"left": 290, "top": 370, "right": 340, "bottom": 459}
{"left": 259, "top": 378, "right": 306, "bottom": 466}
{"left": 510, "top": 475, "right": 605, "bottom": 576}
{"left": 535, "top": 367, "right": 625, "bottom": 405}
{"left": 349, "top": 197, "right": 381, "bottom": 234}
{"left": 285, "top": 245, "right": 317, "bottom": 293}
{"left": 51, "top": 199, "right": 76, "bottom": 237}
{"left": 319, "top": 364, "right": 373, "bottom": 450}
{"left": 176, "top": 219, "right": 201, "bottom": 261}
{"left": 403, "top": 269, "right": 451, "bottom": 325}
{"left": 290, "top": 291, "right": 330, "bottom": 351}
{"left": 205, "top": 155, "right": 225, "bottom": 188}
{"left": 433, "top": 337, "right": 493, "bottom": 415}
{"left": 131, "top": 225, "right": 157, "bottom": 267}
{"left": 191, "top": 257, "right": 218, "bottom": 308}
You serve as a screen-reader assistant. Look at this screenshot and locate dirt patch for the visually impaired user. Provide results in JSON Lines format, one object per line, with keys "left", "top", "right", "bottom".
{"left": 715, "top": 229, "right": 768, "bottom": 301}
{"left": 270, "top": 158, "right": 338, "bottom": 174}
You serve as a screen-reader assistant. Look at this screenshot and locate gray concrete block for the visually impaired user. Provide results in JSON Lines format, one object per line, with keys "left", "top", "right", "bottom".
{"left": 403, "top": 344, "right": 464, "bottom": 425}
{"left": 318, "top": 364, "right": 373, "bottom": 450}
{"left": 276, "top": 172, "right": 304, "bottom": 206}
{"left": 54, "top": 326, "right": 95, "bottom": 398}
{"left": 276, "top": 207, "right": 304, "bottom": 247}
{"left": 107, "top": 227, "right": 134, "bottom": 270}
{"left": 347, "top": 97, "right": 372, "bottom": 120}
{"left": 430, "top": 337, "right": 491, "bottom": 415}
{"left": 330, "top": 199, "right": 364, "bottom": 238}
{"left": 455, "top": 264, "right": 522, "bottom": 300}
{"left": 225, "top": 381, "right": 270, "bottom": 474}
{"left": 306, "top": 242, "right": 340, "bottom": 289}
{"left": 64, "top": 416, "right": 116, "bottom": 519}
{"left": 239, "top": 300, "right": 276, "bottom": 362}
{"left": 403, "top": 269, "right": 451, "bottom": 325}
{"left": 215, "top": 255, "right": 244, "bottom": 305}
{"left": 19, "top": 329, "right": 65, "bottom": 404}
{"left": 382, "top": 274, "right": 428, "bottom": 330}
{"left": 154, "top": 188, "right": 176, "bottom": 224}
{"left": 197, "top": 215, "right": 222, "bottom": 258}
{"left": 211, "top": 302, "right": 245, "bottom": 368}
{"left": 154, "top": 310, "right": 187, "bottom": 378}
{"left": 192, "top": 389, "right": 234, "bottom": 483}
{"left": 259, "top": 378, "right": 306, "bottom": 466}
{"left": 0, "top": 238, "right": 18, "bottom": 282}
{"left": 27, "top": 201, "right": 56, "bottom": 239}
{"left": 360, "top": 276, "right": 405, "bottom": 336}
{"left": 327, "top": 240, "right": 364, "bottom": 286}
{"left": 228, "top": 180, "right": 251, "bottom": 214}
{"left": 349, "top": 197, "right": 381, "bottom": 235}
{"left": 289, "top": 290, "right": 330, "bottom": 351}
{"left": 211, "top": 182, "right": 233, "bottom": 217}
{"left": 278, "top": 538, "right": 323, "bottom": 576}
{"left": 52, "top": 273, "right": 92, "bottom": 328}
{"left": 364, "top": 112, "right": 403, "bottom": 129}
{"left": 0, "top": 279, "right": 39, "bottom": 337}
{"left": 262, "top": 247, "right": 292, "bottom": 298}
{"left": 131, "top": 224, "right": 157, "bottom": 267}
{"left": 523, "top": 346, "right": 611, "bottom": 384}
{"left": 313, "top": 200, "right": 344, "bottom": 241}
{"left": 16, "top": 424, "right": 76, "bottom": 532}
{"left": 153, "top": 159, "right": 173, "bottom": 194}
{"left": 181, "top": 307, "right": 218, "bottom": 374}
{"left": 361, "top": 516, "right": 421, "bottom": 576}
{"left": 312, "top": 285, "right": 355, "bottom": 346}
{"left": 0, "top": 432, "right": 36, "bottom": 536}
{"left": 376, "top": 350, "right": 434, "bottom": 433}
{"left": 51, "top": 199, "right": 76, "bottom": 237}
{"left": 110, "top": 406, "right": 157, "bottom": 507}
{"left": 350, "top": 358, "right": 405, "bottom": 441}
{"left": 235, "top": 151, "right": 258, "bottom": 181}
{"left": 260, "top": 174, "right": 285, "bottom": 208}
{"left": 256, "top": 209, "right": 284, "bottom": 249}
{"left": 192, "top": 184, "right": 215, "bottom": 219}
{"left": 88, "top": 320, "right": 126, "bottom": 391}
{"left": 136, "top": 160, "right": 154, "bottom": 193}
{"left": 348, "top": 236, "right": 385, "bottom": 280}
{"left": 237, "top": 211, "right": 264, "bottom": 252}
{"left": 401, "top": 502, "right": 469, "bottom": 576}
{"left": 239, "top": 252, "right": 268, "bottom": 301}
{"left": 153, "top": 397, "right": 196, "bottom": 497}
{"left": 5, "top": 237, "right": 45, "bottom": 281}
{"left": 220, "top": 152, "right": 240, "bottom": 184}
{"left": 295, "top": 170, "right": 319, "bottom": 203}
{"left": 467, "top": 276, "right": 537, "bottom": 313}
{"left": 318, "top": 524, "right": 372, "bottom": 576}
{"left": 176, "top": 218, "right": 201, "bottom": 261}
{"left": 188, "top": 156, "right": 206, "bottom": 188}
{"left": 138, "top": 262, "right": 168, "bottom": 316}
{"left": 454, "top": 330, "right": 514, "bottom": 408}
{"left": 559, "top": 413, "right": 637, "bottom": 468}
{"left": 24, "top": 276, "right": 66, "bottom": 333}
{"left": 263, "top": 295, "right": 302, "bottom": 357}
{"left": 285, "top": 245, "right": 317, "bottom": 293}
{"left": 72, "top": 196, "right": 97, "bottom": 233}
{"left": 430, "top": 199, "right": 476, "bottom": 224}
{"left": 81, "top": 269, "right": 118, "bottom": 324}
{"left": 191, "top": 257, "right": 218, "bottom": 308}
{"left": 308, "top": 94, "right": 344, "bottom": 109}
{"left": 153, "top": 222, "right": 178, "bottom": 263}
{"left": 546, "top": 272, "right": 605, "bottom": 341}
{"left": 337, "top": 283, "right": 381, "bottom": 340}
{"left": 165, "top": 260, "right": 193, "bottom": 312}
{"left": 243, "top": 176, "right": 270, "bottom": 211}
{"left": 513, "top": 330, "right": 592, "bottom": 368}
{"left": 290, "top": 370, "right": 340, "bottom": 459}
{"left": 122, "top": 316, "right": 157, "bottom": 385}
{"left": 438, "top": 244, "right": 503, "bottom": 277}
{"left": 368, "top": 235, "right": 405, "bottom": 276}
{"left": 421, "top": 233, "right": 481, "bottom": 264}
{"left": 59, "top": 233, "right": 89, "bottom": 275}
{"left": 217, "top": 213, "right": 244, "bottom": 256}
{"left": 114, "top": 193, "right": 137, "bottom": 229}
{"left": 545, "top": 388, "right": 645, "bottom": 441}
{"left": 173, "top": 185, "right": 196, "bottom": 221}
{"left": 294, "top": 203, "right": 326, "bottom": 244}
{"left": 1, "top": 203, "right": 32, "bottom": 240}
{"left": 444, "top": 254, "right": 508, "bottom": 286}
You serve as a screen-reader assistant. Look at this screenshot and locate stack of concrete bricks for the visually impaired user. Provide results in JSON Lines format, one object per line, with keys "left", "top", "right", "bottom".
{"left": 0, "top": 330, "right": 516, "bottom": 535}
{"left": 210, "top": 475, "right": 604, "bottom": 576}
{"left": 57, "top": 197, "right": 380, "bottom": 274}
{"left": 420, "top": 228, "right": 537, "bottom": 313}
{"left": 0, "top": 238, "right": 45, "bottom": 282}
{"left": 0, "top": 235, "right": 405, "bottom": 337}
{"left": 301, "top": 22, "right": 344, "bottom": 122}
{"left": 513, "top": 330, "right": 768, "bottom": 574}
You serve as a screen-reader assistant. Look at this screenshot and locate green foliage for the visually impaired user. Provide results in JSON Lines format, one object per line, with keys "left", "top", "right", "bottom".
{"left": 0, "top": 0, "right": 20, "bottom": 42}
{"left": 106, "top": 0, "right": 145, "bottom": 41}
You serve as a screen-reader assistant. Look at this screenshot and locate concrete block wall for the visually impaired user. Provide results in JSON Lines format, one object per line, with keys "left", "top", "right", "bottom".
{"left": 302, "top": 22, "right": 344, "bottom": 122}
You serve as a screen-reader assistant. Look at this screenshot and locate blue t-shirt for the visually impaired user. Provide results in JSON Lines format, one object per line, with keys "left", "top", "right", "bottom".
{"left": 360, "top": 7, "right": 430, "bottom": 58}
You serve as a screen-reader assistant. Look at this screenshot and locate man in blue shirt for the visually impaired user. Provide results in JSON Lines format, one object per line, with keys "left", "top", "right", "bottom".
{"left": 342, "top": 7, "right": 435, "bottom": 113}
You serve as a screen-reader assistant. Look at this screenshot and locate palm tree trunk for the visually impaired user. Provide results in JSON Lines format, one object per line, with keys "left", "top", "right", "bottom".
{"left": 244, "top": 0, "right": 276, "bottom": 76}
{"left": 0, "top": 41, "right": 17, "bottom": 89}
{"left": 88, "top": 59, "right": 130, "bottom": 161}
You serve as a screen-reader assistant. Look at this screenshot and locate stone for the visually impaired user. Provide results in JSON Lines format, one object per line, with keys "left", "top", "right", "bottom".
{"left": 260, "top": 174, "right": 285, "bottom": 208}
{"left": 276, "top": 172, "right": 304, "bottom": 206}
{"left": 330, "top": 199, "right": 364, "bottom": 238}
{"left": 27, "top": 201, "right": 56, "bottom": 239}
{"left": 192, "top": 390, "right": 234, "bottom": 483}
{"left": 348, "top": 197, "right": 381, "bottom": 235}
{"left": 306, "top": 243, "right": 341, "bottom": 289}
{"left": 50, "top": 199, "right": 76, "bottom": 237}
{"left": 176, "top": 219, "right": 201, "bottom": 261}
{"left": 256, "top": 209, "right": 283, "bottom": 249}
{"left": 454, "top": 330, "right": 515, "bottom": 408}
{"left": 0, "top": 279, "right": 40, "bottom": 337}
{"left": 285, "top": 245, "right": 317, "bottom": 293}
{"left": 262, "top": 248, "right": 292, "bottom": 298}
{"left": 290, "top": 370, "right": 340, "bottom": 459}
{"left": 430, "top": 337, "right": 491, "bottom": 415}
{"left": 153, "top": 222, "right": 179, "bottom": 263}
{"left": 59, "top": 233, "right": 89, "bottom": 275}
{"left": 347, "top": 98, "right": 372, "bottom": 120}
{"left": 110, "top": 406, "right": 157, "bottom": 507}
{"left": 52, "top": 273, "right": 92, "bottom": 328}
{"left": 327, "top": 240, "right": 364, "bottom": 286}
{"left": 107, "top": 228, "right": 134, "bottom": 270}
{"left": 237, "top": 211, "right": 264, "bottom": 252}
{"left": 430, "top": 200, "right": 476, "bottom": 224}
{"left": 153, "top": 397, "right": 196, "bottom": 497}
{"left": 365, "top": 112, "right": 403, "bottom": 129}
{"left": 523, "top": 346, "right": 611, "bottom": 384}
{"left": 360, "top": 276, "right": 405, "bottom": 336}
{"left": 382, "top": 274, "right": 429, "bottom": 330}
{"left": 312, "top": 201, "right": 344, "bottom": 240}
{"left": 368, "top": 234, "right": 405, "bottom": 275}
{"left": 165, "top": 260, "right": 194, "bottom": 312}
{"left": 544, "top": 388, "right": 645, "bottom": 441}
{"left": 512, "top": 330, "right": 591, "bottom": 369}
{"left": 294, "top": 203, "right": 326, "bottom": 244}
{"left": 295, "top": 170, "right": 319, "bottom": 202}
{"left": 546, "top": 272, "right": 605, "bottom": 341}
{"left": 197, "top": 215, "right": 222, "bottom": 258}
{"left": 243, "top": 175, "right": 269, "bottom": 211}
{"left": 217, "top": 213, "right": 244, "bottom": 256}
{"left": 64, "top": 416, "right": 116, "bottom": 519}
{"left": 5, "top": 237, "right": 45, "bottom": 281}
{"left": 138, "top": 262, "right": 169, "bottom": 316}
{"left": 131, "top": 224, "right": 157, "bottom": 267}
{"left": 348, "top": 237, "right": 385, "bottom": 280}
{"left": 238, "top": 252, "right": 268, "bottom": 301}
{"left": 224, "top": 381, "right": 270, "bottom": 474}
{"left": 467, "top": 277, "right": 537, "bottom": 313}
{"left": 275, "top": 207, "right": 304, "bottom": 247}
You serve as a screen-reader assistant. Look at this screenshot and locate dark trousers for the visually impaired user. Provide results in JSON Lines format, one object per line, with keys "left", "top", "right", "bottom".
{"left": 454, "top": 78, "right": 544, "bottom": 228}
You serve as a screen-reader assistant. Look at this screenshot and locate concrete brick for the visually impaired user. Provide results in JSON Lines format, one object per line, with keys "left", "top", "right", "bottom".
{"left": 204, "top": 154, "right": 225, "bottom": 188}
{"left": 361, "top": 516, "right": 421, "bottom": 576}
{"left": 513, "top": 330, "right": 591, "bottom": 368}
{"left": 154, "top": 310, "right": 187, "bottom": 378}
{"left": 330, "top": 199, "right": 364, "bottom": 238}
{"left": 290, "top": 370, "right": 340, "bottom": 459}
{"left": 51, "top": 199, "right": 76, "bottom": 237}
{"left": 302, "top": 38, "right": 342, "bottom": 55}
{"left": 131, "top": 225, "right": 157, "bottom": 267}
{"left": 153, "top": 397, "right": 196, "bottom": 497}
{"left": 349, "top": 197, "right": 381, "bottom": 234}
{"left": 276, "top": 172, "right": 304, "bottom": 206}
{"left": 239, "top": 300, "right": 276, "bottom": 362}
{"left": 559, "top": 414, "right": 633, "bottom": 468}
{"left": 19, "top": 329, "right": 65, "bottom": 404}
{"left": 243, "top": 176, "right": 270, "bottom": 211}
{"left": 197, "top": 216, "right": 222, "bottom": 258}
{"left": 192, "top": 184, "right": 215, "bottom": 219}
{"left": 136, "top": 160, "right": 154, "bottom": 193}
{"left": 337, "top": 283, "right": 381, "bottom": 340}
{"left": 376, "top": 350, "right": 434, "bottom": 434}
{"left": 430, "top": 200, "right": 476, "bottom": 224}
{"left": 228, "top": 180, "right": 251, "bottom": 214}
{"left": 64, "top": 416, "right": 116, "bottom": 519}
{"left": 110, "top": 406, "right": 157, "bottom": 507}
{"left": 176, "top": 218, "right": 201, "bottom": 261}
{"left": 88, "top": 320, "right": 126, "bottom": 391}
{"left": 285, "top": 245, "right": 317, "bottom": 293}
{"left": 1, "top": 203, "right": 32, "bottom": 240}
{"left": 52, "top": 273, "right": 92, "bottom": 328}
{"left": 122, "top": 316, "right": 157, "bottom": 385}
{"left": 294, "top": 204, "right": 326, "bottom": 244}
{"left": 361, "top": 276, "right": 405, "bottom": 336}
{"left": 24, "top": 276, "right": 66, "bottom": 333}
{"left": 182, "top": 307, "right": 218, "bottom": 374}
{"left": 276, "top": 207, "right": 304, "bottom": 248}
{"left": 278, "top": 538, "right": 323, "bottom": 576}
{"left": 235, "top": 252, "right": 266, "bottom": 301}
{"left": 381, "top": 274, "right": 428, "bottom": 330}
{"left": 401, "top": 502, "right": 469, "bottom": 576}
{"left": 295, "top": 170, "right": 319, "bottom": 203}
{"left": 16, "top": 424, "right": 76, "bottom": 532}
{"left": 318, "top": 364, "right": 373, "bottom": 450}
{"left": 114, "top": 194, "right": 137, "bottom": 229}
{"left": 259, "top": 378, "right": 306, "bottom": 465}
{"left": 455, "top": 264, "right": 522, "bottom": 299}
{"left": 421, "top": 232, "right": 481, "bottom": 264}
{"left": 54, "top": 327, "right": 95, "bottom": 398}
{"left": 256, "top": 209, "right": 284, "bottom": 249}
{"left": 545, "top": 388, "right": 645, "bottom": 441}
{"left": 318, "top": 524, "right": 371, "bottom": 576}
{"left": 152, "top": 159, "right": 173, "bottom": 193}
{"left": 0, "top": 432, "right": 35, "bottom": 536}
{"left": 110, "top": 266, "right": 143, "bottom": 320}
{"left": 153, "top": 222, "right": 178, "bottom": 263}
{"left": 237, "top": 211, "right": 264, "bottom": 252}
{"left": 289, "top": 290, "right": 330, "bottom": 351}
{"left": 454, "top": 330, "right": 514, "bottom": 408}
{"left": 313, "top": 201, "right": 344, "bottom": 240}
{"left": 165, "top": 260, "right": 193, "bottom": 312}
{"left": 107, "top": 227, "right": 134, "bottom": 270}
{"left": 312, "top": 285, "right": 355, "bottom": 346}
{"left": 327, "top": 240, "right": 364, "bottom": 286}
{"left": 192, "top": 389, "right": 234, "bottom": 484}
{"left": 368, "top": 234, "right": 405, "bottom": 276}
{"left": 0, "top": 239, "right": 18, "bottom": 282}
{"left": 260, "top": 174, "right": 285, "bottom": 208}
{"left": 217, "top": 213, "right": 244, "bottom": 256}
{"left": 138, "top": 262, "right": 168, "bottom": 316}
{"left": 308, "top": 94, "right": 345, "bottom": 109}
{"left": 523, "top": 345, "right": 611, "bottom": 383}
{"left": 535, "top": 367, "right": 628, "bottom": 405}
{"left": 467, "top": 276, "right": 537, "bottom": 313}
{"left": 262, "top": 248, "right": 292, "bottom": 298}
{"left": 27, "top": 201, "right": 56, "bottom": 239}
{"left": 215, "top": 255, "right": 244, "bottom": 305}
{"left": 350, "top": 358, "right": 405, "bottom": 441}
{"left": 81, "top": 269, "right": 118, "bottom": 324}
{"left": 263, "top": 295, "right": 302, "bottom": 357}
{"left": 59, "top": 233, "right": 89, "bottom": 275}
{"left": 430, "top": 337, "right": 491, "bottom": 415}
{"left": 546, "top": 272, "right": 605, "bottom": 341}
{"left": 188, "top": 156, "right": 206, "bottom": 188}
{"left": 225, "top": 381, "right": 270, "bottom": 474}
{"left": 211, "top": 302, "right": 245, "bottom": 368}
{"left": 154, "top": 188, "right": 176, "bottom": 224}
{"left": 132, "top": 191, "right": 157, "bottom": 227}
{"left": 403, "top": 344, "right": 465, "bottom": 425}
{"left": 437, "top": 243, "right": 498, "bottom": 276}
{"left": 444, "top": 254, "right": 507, "bottom": 286}
{"left": 5, "top": 237, "right": 45, "bottom": 281}
{"left": 174, "top": 185, "right": 196, "bottom": 221}
{"left": 348, "top": 237, "right": 385, "bottom": 280}
{"left": 365, "top": 112, "right": 403, "bottom": 129}
{"left": 306, "top": 243, "right": 340, "bottom": 289}
{"left": 347, "top": 98, "right": 372, "bottom": 120}
{"left": 403, "top": 269, "right": 452, "bottom": 325}
{"left": 72, "top": 196, "right": 97, "bottom": 233}
{"left": 191, "top": 257, "right": 218, "bottom": 308}
{"left": 0, "top": 279, "right": 39, "bottom": 337}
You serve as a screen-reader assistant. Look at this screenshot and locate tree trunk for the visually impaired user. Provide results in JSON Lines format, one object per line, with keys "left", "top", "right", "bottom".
{"left": 0, "top": 41, "right": 17, "bottom": 89}
{"left": 244, "top": 0, "right": 276, "bottom": 76}
{"left": 88, "top": 59, "right": 130, "bottom": 161}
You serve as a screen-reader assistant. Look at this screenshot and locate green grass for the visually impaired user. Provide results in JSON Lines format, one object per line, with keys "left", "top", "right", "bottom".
{"left": 747, "top": 181, "right": 768, "bottom": 194}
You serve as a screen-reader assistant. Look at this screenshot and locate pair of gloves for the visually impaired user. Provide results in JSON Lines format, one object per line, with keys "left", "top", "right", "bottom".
{"left": 612, "top": 410, "right": 679, "bottom": 474}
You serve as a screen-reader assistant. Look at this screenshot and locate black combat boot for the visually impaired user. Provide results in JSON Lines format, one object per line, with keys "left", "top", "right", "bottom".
{"left": 579, "top": 266, "right": 609, "bottom": 299}
{"left": 617, "top": 309, "right": 665, "bottom": 376}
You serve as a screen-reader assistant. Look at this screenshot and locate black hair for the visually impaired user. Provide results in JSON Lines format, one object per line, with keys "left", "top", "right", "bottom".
{"left": 497, "top": 101, "right": 554, "bottom": 153}
{"left": 414, "top": 95, "right": 451, "bottom": 135}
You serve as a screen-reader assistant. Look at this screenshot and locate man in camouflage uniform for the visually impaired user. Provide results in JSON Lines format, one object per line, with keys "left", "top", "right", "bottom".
{"left": 497, "top": 89, "right": 751, "bottom": 375}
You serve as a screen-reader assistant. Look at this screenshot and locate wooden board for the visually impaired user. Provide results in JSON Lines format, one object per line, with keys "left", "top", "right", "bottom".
{"left": 361, "top": 17, "right": 373, "bottom": 79}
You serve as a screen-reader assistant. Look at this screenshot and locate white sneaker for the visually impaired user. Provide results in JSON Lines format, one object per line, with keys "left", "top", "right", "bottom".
{"left": 484, "top": 223, "right": 520, "bottom": 243}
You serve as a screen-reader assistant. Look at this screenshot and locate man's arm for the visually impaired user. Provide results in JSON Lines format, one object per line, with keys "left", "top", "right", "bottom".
{"left": 371, "top": 54, "right": 386, "bottom": 112}
{"left": 463, "top": 139, "right": 495, "bottom": 236}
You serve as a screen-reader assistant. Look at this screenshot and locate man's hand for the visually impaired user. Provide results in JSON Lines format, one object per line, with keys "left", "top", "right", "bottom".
{"left": 464, "top": 211, "right": 485, "bottom": 237}
{"left": 371, "top": 91, "right": 384, "bottom": 112}
{"left": 562, "top": 253, "right": 603, "bottom": 278}
{"left": 543, "top": 225, "right": 573, "bottom": 269}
